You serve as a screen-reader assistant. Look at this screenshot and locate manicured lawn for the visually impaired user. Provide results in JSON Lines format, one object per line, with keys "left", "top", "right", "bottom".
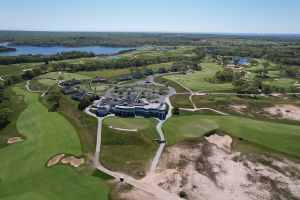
{"left": 90, "top": 85, "right": 109, "bottom": 92}
{"left": 164, "top": 113, "right": 300, "bottom": 158}
{"left": 104, "top": 116, "right": 152, "bottom": 130}
{"left": 163, "top": 62, "right": 233, "bottom": 92}
{"left": 101, "top": 117, "right": 159, "bottom": 178}
{"left": 0, "top": 86, "right": 110, "bottom": 200}
{"left": 38, "top": 78, "right": 58, "bottom": 86}
{"left": 39, "top": 72, "right": 92, "bottom": 81}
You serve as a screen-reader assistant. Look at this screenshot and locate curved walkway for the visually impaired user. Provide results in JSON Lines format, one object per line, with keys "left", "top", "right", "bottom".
{"left": 84, "top": 107, "right": 180, "bottom": 200}
{"left": 25, "top": 80, "right": 50, "bottom": 97}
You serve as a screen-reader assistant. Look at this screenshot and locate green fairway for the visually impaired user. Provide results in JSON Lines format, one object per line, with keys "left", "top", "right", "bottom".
{"left": 0, "top": 63, "right": 41, "bottom": 76}
{"left": 101, "top": 117, "right": 159, "bottom": 178}
{"left": 164, "top": 113, "right": 300, "bottom": 158}
{"left": 39, "top": 72, "right": 92, "bottom": 81}
{"left": 0, "top": 86, "right": 110, "bottom": 200}
{"left": 163, "top": 62, "right": 233, "bottom": 91}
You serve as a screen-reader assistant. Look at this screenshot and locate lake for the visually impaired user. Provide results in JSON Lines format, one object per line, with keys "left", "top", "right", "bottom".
{"left": 0, "top": 42, "right": 131, "bottom": 56}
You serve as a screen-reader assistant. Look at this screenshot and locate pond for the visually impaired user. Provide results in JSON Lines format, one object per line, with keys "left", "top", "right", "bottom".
{"left": 0, "top": 42, "right": 131, "bottom": 56}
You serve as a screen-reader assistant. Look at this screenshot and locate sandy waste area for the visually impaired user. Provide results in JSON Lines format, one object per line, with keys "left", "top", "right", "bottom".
{"left": 118, "top": 134, "right": 300, "bottom": 200}
{"left": 264, "top": 104, "right": 300, "bottom": 121}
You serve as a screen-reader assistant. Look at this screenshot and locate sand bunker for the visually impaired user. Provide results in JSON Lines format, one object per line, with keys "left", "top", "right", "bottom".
{"left": 61, "top": 156, "right": 85, "bottom": 168}
{"left": 7, "top": 137, "right": 23, "bottom": 144}
{"left": 47, "top": 154, "right": 65, "bottom": 167}
{"left": 229, "top": 104, "right": 248, "bottom": 113}
{"left": 205, "top": 134, "right": 232, "bottom": 151}
{"left": 264, "top": 104, "right": 300, "bottom": 121}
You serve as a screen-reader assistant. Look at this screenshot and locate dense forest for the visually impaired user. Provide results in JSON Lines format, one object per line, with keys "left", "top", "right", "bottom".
{"left": 0, "top": 46, "right": 16, "bottom": 53}
{"left": 0, "top": 31, "right": 299, "bottom": 47}
{"left": 0, "top": 51, "right": 95, "bottom": 65}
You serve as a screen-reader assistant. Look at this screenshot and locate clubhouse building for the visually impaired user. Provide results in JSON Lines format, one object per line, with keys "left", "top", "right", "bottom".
{"left": 92, "top": 97, "right": 168, "bottom": 120}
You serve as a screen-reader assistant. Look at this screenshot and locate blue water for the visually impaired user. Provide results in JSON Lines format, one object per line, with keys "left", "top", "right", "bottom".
{"left": 0, "top": 42, "right": 131, "bottom": 56}
{"left": 238, "top": 57, "right": 248, "bottom": 65}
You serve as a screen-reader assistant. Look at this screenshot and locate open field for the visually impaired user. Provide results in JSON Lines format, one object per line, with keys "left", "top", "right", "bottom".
{"left": 192, "top": 94, "right": 300, "bottom": 122}
{"left": 164, "top": 113, "right": 300, "bottom": 158}
{"left": 101, "top": 116, "right": 159, "bottom": 178}
{"left": 39, "top": 72, "right": 92, "bottom": 81}
{"left": 78, "top": 62, "right": 173, "bottom": 80}
{"left": 163, "top": 62, "right": 233, "bottom": 92}
{"left": 0, "top": 62, "right": 41, "bottom": 76}
{"left": 154, "top": 76, "right": 189, "bottom": 93}
{"left": 0, "top": 86, "right": 110, "bottom": 199}
{"left": 170, "top": 94, "right": 194, "bottom": 108}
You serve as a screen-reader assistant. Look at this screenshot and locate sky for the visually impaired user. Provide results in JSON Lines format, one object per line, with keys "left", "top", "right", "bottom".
{"left": 0, "top": 0, "right": 299, "bottom": 34}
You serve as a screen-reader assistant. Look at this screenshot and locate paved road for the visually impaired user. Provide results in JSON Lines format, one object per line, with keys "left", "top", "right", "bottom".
{"left": 149, "top": 96, "right": 174, "bottom": 173}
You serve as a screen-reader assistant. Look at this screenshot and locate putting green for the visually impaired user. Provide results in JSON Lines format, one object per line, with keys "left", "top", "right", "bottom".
{"left": 0, "top": 86, "right": 109, "bottom": 200}
{"left": 164, "top": 114, "right": 300, "bottom": 158}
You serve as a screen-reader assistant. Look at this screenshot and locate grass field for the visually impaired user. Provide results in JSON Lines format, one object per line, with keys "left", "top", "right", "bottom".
{"left": 0, "top": 87, "right": 26, "bottom": 148}
{"left": 39, "top": 72, "right": 91, "bottom": 81}
{"left": 164, "top": 113, "right": 300, "bottom": 158}
{"left": 163, "top": 62, "right": 233, "bottom": 92}
{"left": 0, "top": 86, "right": 110, "bottom": 199}
{"left": 101, "top": 116, "right": 159, "bottom": 178}
{"left": 154, "top": 76, "right": 189, "bottom": 93}
{"left": 170, "top": 94, "right": 194, "bottom": 108}
{"left": 78, "top": 62, "right": 174, "bottom": 81}
{"left": 0, "top": 63, "right": 42, "bottom": 76}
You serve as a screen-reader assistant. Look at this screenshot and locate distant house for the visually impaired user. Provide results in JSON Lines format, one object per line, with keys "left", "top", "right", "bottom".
{"left": 60, "top": 79, "right": 81, "bottom": 87}
{"left": 61, "top": 87, "right": 78, "bottom": 95}
{"left": 132, "top": 71, "right": 143, "bottom": 79}
{"left": 157, "top": 67, "right": 168, "bottom": 74}
{"left": 91, "top": 76, "right": 108, "bottom": 84}
{"left": 72, "top": 92, "right": 91, "bottom": 101}
{"left": 118, "top": 76, "right": 132, "bottom": 82}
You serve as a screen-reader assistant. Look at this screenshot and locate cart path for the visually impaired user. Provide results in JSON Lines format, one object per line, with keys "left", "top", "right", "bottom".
{"left": 84, "top": 107, "right": 180, "bottom": 200}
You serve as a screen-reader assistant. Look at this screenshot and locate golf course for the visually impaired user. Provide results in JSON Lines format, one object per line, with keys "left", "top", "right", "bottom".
{"left": 0, "top": 86, "right": 110, "bottom": 200}
{"left": 164, "top": 113, "right": 300, "bottom": 158}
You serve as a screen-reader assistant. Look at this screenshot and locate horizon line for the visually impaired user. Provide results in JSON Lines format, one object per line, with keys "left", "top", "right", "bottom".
{"left": 0, "top": 29, "right": 300, "bottom": 36}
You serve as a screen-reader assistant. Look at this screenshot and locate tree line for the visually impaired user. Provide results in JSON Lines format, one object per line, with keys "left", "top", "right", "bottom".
{"left": 0, "top": 51, "right": 95, "bottom": 65}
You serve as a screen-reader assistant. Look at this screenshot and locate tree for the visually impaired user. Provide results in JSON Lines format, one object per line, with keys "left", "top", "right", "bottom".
{"left": 215, "top": 68, "right": 234, "bottom": 82}
{"left": 172, "top": 107, "right": 180, "bottom": 115}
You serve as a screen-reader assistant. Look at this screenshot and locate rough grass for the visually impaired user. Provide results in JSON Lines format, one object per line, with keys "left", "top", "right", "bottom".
{"left": 0, "top": 87, "right": 26, "bottom": 148}
{"left": 100, "top": 117, "right": 159, "bottom": 178}
{"left": 0, "top": 86, "right": 110, "bottom": 200}
{"left": 170, "top": 94, "right": 194, "bottom": 109}
{"left": 154, "top": 76, "right": 189, "bottom": 93}
{"left": 28, "top": 79, "right": 49, "bottom": 91}
{"left": 164, "top": 113, "right": 300, "bottom": 158}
